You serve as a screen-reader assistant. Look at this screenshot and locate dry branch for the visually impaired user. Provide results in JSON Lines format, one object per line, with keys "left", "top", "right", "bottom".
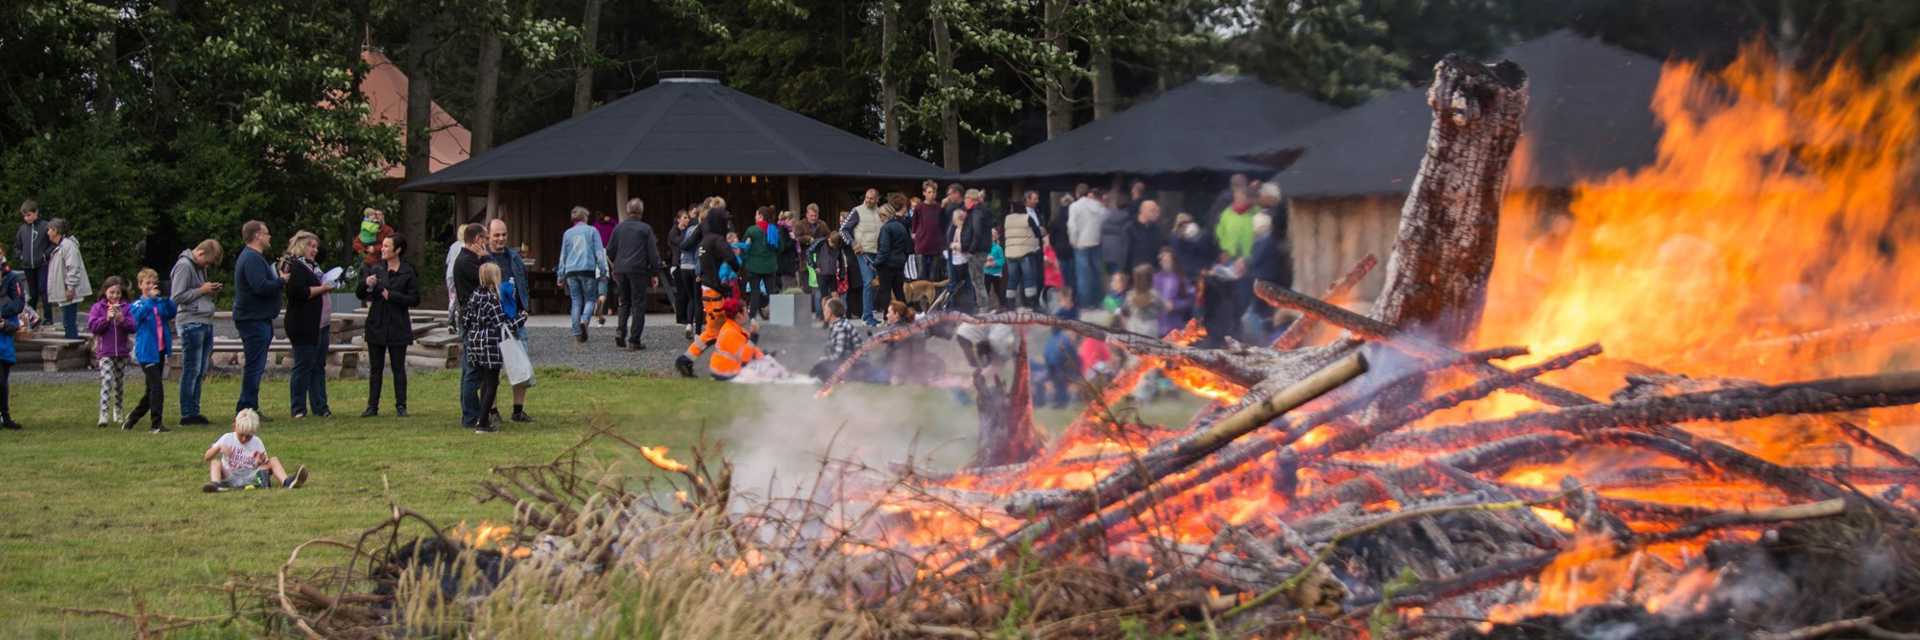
{"left": 1272, "top": 254, "right": 1378, "bottom": 350}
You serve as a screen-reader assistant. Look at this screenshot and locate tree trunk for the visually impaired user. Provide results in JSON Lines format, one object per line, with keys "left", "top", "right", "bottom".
{"left": 572, "top": 0, "right": 605, "bottom": 117}
{"left": 880, "top": 0, "right": 899, "bottom": 149}
{"left": 971, "top": 331, "right": 1045, "bottom": 468}
{"left": 1042, "top": 0, "right": 1072, "bottom": 139}
{"left": 1091, "top": 39, "right": 1117, "bottom": 120}
{"left": 153, "top": 0, "right": 181, "bottom": 122}
{"left": 95, "top": 28, "right": 116, "bottom": 116}
{"left": 1369, "top": 56, "right": 1529, "bottom": 346}
{"left": 401, "top": 19, "right": 435, "bottom": 268}
{"left": 473, "top": 30, "right": 503, "bottom": 154}
{"left": 931, "top": 5, "right": 959, "bottom": 171}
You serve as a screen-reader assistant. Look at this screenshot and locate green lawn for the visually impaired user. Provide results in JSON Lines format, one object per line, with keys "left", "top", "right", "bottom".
{"left": 0, "top": 368, "right": 1199, "bottom": 638}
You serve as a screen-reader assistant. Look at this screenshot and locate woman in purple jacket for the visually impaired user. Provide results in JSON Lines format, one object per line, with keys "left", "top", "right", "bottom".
{"left": 88, "top": 276, "right": 136, "bottom": 427}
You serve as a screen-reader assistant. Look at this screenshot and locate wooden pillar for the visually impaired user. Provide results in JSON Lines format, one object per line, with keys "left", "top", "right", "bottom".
{"left": 786, "top": 175, "right": 802, "bottom": 215}
{"left": 614, "top": 174, "right": 630, "bottom": 215}
{"left": 455, "top": 185, "right": 469, "bottom": 222}
{"left": 485, "top": 181, "right": 500, "bottom": 222}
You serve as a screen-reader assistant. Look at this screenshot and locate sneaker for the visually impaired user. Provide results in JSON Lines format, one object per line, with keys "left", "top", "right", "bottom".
{"left": 202, "top": 481, "right": 226, "bottom": 493}
{"left": 121, "top": 417, "right": 136, "bottom": 431}
{"left": 0, "top": 419, "right": 20, "bottom": 430}
{"left": 285, "top": 465, "right": 308, "bottom": 489}
{"left": 629, "top": 342, "right": 646, "bottom": 351}
{"left": 360, "top": 407, "right": 378, "bottom": 418}
{"left": 473, "top": 422, "right": 498, "bottom": 433}
{"left": 395, "top": 406, "right": 408, "bottom": 418}
{"left": 315, "top": 409, "right": 332, "bottom": 418}
{"left": 179, "top": 415, "right": 210, "bottom": 426}
{"left": 683, "top": 325, "right": 694, "bottom": 340}
{"left": 150, "top": 425, "right": 170, "bottom": 434}
{"left": 511, "top": 410, "right": 533, "bottom": 423}
{"left": 98, "top": 420, "right": 109, "bottom": 428}
{"left": 615, "top": 336, "right": 626, "bottom": 349}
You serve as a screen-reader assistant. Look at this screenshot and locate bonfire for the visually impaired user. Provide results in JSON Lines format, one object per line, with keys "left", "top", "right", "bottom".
{"left": 244, "top": 46, "right": 1920, "bottom": 640}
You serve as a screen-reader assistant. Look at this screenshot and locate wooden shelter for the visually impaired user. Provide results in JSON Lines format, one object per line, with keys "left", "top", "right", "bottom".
{"left": 401, "top": 73, "right": 951, "bottom": 310}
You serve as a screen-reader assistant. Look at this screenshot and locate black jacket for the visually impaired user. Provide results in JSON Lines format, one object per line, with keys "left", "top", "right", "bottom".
{"left": 356, "top": 261, "right": 420, "bottom": 346}
{"left": 12, "top": 219, "right": 50, "bottom": 268}
{"left": 961, "top": 206, "right": 996, "bottom": 255}
{"left": 876, "top": 218, "right": 912, "bottom": 270}
{"left": 607, "top": 219, "right": 663, "bottom": 276}
{"left": 283, "top": 260, "right": 326, "bottom": 346}
{"left": 1172, "top": 227, "right": 1217, "bottom": 279}
{"left": 452, "top": 247, "right": 484, "bottom": 306}
{"left": 698, "top": 207, "right": 741, "bottom": 290}
{"left": 1122, "top": 219, "right": 1168, "bottom": 272}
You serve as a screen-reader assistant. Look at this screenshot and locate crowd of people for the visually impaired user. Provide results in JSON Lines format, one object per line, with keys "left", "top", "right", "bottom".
{"left": 0, "top": 173, "right": 1291, "bottom": 478}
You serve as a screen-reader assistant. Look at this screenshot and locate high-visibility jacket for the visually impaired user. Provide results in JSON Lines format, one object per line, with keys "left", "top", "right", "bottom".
{"left": 709, "top": 319, "right": 763, "bottom": 380}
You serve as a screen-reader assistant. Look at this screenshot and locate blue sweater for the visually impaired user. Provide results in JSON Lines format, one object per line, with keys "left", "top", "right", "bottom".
{"left": 130, "top": 296, "right": 178, "bottom": 365}
{"left": 232, "top": 247, "right": 283, "bottom": 322}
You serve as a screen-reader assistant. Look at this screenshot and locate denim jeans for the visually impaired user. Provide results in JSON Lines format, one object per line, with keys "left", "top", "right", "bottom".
{"left": 565, "top": 273, "right": 598, "bottom": 336}
{"left": 177, "top": 323, "right": 213, "bottom": 419}
{"left": 288, "top": 343, "right": 329, "bottom": 416}
{"left": 857, "top": 254, "right": 878, "bottom": 323}
{"left": 60, "top": 303, "right": 79, "bottom": 339}
{"left": 460, "top": 357, "right": 482, "bottom": 427}
{"left": 1073, "top": 252, "right": 1104, "bottom": 310}
{"left": 234, "top": 319, "right": 273, "bottom": 412}
{"left": 1003, "top": 253, "right": 1042, "bottom": 309}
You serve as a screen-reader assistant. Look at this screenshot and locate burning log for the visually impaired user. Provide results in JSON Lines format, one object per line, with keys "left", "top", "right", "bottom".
{"left": 1272, "top": 254, "right": 1378, "bottom": 351}
{"left": 1369, "top": 55, "right": 1529, "bottom": 346}
{"left": 953, "top": 353, "right": 1369, "bottom": 574}
{"left": 1829, "top": 418, "right": 1920, "bottom": 470}
{"left": 969, "top": 330, "right": 1044, "bottom": 468}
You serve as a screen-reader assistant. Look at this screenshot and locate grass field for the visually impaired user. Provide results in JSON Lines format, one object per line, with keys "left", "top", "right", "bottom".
{"left": 0, "top": 368, "right": 1198, "bottom": 638}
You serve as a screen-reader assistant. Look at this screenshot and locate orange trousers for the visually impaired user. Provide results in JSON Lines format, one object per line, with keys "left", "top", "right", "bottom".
{"left": 683, "top": 287, "right": 729, "bottom": 359}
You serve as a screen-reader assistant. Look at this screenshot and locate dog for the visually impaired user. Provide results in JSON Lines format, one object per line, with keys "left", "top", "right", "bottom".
{"left": 902, "top": 279, "right": 950, "bottom": 310}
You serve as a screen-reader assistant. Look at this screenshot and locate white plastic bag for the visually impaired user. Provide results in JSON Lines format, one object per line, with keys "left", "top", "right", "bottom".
{"left": 501, "top": 336, "right": 534, "bottom": 386}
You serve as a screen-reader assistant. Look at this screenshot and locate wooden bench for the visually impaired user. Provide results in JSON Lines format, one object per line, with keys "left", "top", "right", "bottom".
{"left": 15, "top": 336, "right": 90, "bottom": 372}
{"left": 207, "top": 340, "right": 365, "bottom": 379}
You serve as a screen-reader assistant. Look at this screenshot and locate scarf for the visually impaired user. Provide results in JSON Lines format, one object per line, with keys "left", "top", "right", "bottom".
{"left": 1230, "top": 202, "right": 1253, "bottom": 214}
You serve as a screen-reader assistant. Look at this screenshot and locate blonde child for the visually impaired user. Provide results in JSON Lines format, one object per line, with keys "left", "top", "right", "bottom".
{"left": 87, "top": 276, "right": 134, "bottom": 426}
{"left": 123, "top": 268, "right": 176, "bottom": 432}
{"left": 460, "top": 263, "right": 525, "bottom": 433}
{"left": 202, "top": 409, "right": 308, "bottom": 492}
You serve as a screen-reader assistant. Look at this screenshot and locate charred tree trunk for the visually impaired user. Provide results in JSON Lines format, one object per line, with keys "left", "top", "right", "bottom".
{"left": 1091, "top": 39, "right": 1117, "bottom": 120}
{"left": 971, "top": 331, "right": 1044, "bottom": 468}
{"left": 1370, "top": 56, "right": 1529, "bottom": 345}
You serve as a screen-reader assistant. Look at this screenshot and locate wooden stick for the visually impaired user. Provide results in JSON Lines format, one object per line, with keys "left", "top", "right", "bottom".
{"left": 1271, "top": 254, "right": 1377, "bottom": 350}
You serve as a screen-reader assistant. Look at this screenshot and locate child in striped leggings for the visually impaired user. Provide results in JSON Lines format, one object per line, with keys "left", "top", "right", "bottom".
{"left": 87, "top": 276, "right": 134, "bottom": 426}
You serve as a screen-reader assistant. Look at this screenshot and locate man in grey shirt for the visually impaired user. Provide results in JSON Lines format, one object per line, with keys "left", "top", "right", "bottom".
{"left": 170, "top": 239, "right": 223, "bottom": 425}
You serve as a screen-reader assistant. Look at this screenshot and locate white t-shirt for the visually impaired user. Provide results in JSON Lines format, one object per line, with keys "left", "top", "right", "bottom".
{"left": 212, "top": 432, "right": 267, "bottom": 476}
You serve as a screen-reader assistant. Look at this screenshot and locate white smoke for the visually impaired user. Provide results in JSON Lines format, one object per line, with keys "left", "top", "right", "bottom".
{"left": 719, "top": 382, "right": 984, "bottom": 503}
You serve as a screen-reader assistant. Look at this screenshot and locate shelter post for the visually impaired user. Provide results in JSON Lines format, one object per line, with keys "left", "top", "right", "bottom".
{"left": 485, "top": 181, "right": 501, "bottom": 222}
{"left": 786, "top": 176, "right": 802, "bottom": 215}
{"left": 615, "top": 174, "right": 630, "bottom": 213}
{"left": 455, "top": 185, "right": 469, "bottom": 222}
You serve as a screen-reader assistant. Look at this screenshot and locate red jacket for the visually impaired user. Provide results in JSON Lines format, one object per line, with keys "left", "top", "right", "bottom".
{"left": 909, "top": 203, "right": 945, "bottom": 255}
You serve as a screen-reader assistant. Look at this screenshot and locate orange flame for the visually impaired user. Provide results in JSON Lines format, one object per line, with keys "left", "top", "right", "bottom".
{"left": 641, "top": 446, "right": 690, "bottom": 474}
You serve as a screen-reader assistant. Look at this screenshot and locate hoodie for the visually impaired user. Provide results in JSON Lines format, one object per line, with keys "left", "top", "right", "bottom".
{"left": 169, "top": 250, "right": 216, "bottom": 330}
{"left": 87, "top": 297, "right": 136, "bottom": 358}
{"left": 130, "top": 295, "right": 177, "bottom": 365}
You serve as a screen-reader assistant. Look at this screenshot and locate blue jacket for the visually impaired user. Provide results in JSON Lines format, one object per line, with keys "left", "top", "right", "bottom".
{"left": 130, "top": 295, "right": 177, "bottom": 365}
{"left": 232, "top": 247, "right": 283, "bottom": 322}
{"left": 557, "top": 223, "right": 609, "bottom": 280}
{"left": 491, "top": 248, "right": 530, "bottom": 314}
{"left": 0, "top": 271, "right": 23, "bottom": 364}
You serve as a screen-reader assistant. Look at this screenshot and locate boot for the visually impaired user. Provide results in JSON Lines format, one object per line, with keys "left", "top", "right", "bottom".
{"left": 674, "top": 355, "right": 696, "bottom": 378}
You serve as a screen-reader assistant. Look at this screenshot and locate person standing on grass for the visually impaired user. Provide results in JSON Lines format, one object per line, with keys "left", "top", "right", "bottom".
{"left": 170, "top": 240, "right": 222, "bottom": 426}
{"left": 1002, "top": 191, "right": 1047, "bottom": 310}
{"left": 88, "top": 276, "right": 135, "bottom": 427}
{"left": 605, "top": 198, "right": 662, "bottom": 351}
{"left": 123, "top": 268, "right": 176, "bottom": 433}
{"left": 450, "top": 223, "right": 488, "bottom": 430}
{"left": 358, "top": 235, "right": 419, "bottom": 418}
{"left": 671, "top": 209, "right": 702, "bottom": 338}
{"left": 13, "top": 200, "right": 50, "bottom": 319}
{"left": 233, "top": 220, "right": 285, "bottom": 418}
{"left": 558, "top": 206, "right": 610, "bottom": 343}
{"left": 959, "top": 189, "right": 998, "bottom": 313}
{"left": 743, "top": 207, "right": 779, "bottom": 321}
{"left": 202, "top": 409, "right": 307, "bottom": 492}
{"left": 1066, "top": 191, "right": 1107, "bottom": 310}
{"left": 874, "top": 205, "right": 911, "bottom": 313}
{"left": 462, "top": 262, "right": 524, "bottom": 433}
{"left": 282, "top": 230, "right": 334, "bottom": 419}
{"left": 487, "top": 218, "right": 536, "bottom": 423}
{"left": 43, "top": 218, "right": 90, "bottom": 339}
{"left": 0, "top": 250, "right": 24, "bottom": 430}
{"left": 842, "top": 188, "right": 886, "bottom": 325}
{"left": 910, "top": 180, "right": 945, "bottom": 283}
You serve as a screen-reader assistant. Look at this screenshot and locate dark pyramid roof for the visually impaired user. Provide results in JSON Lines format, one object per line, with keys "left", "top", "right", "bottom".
{"left": 1249, "top": 30, "right": 1666, "bottom": 198}
{"left": 403, "top": 77, "right": 951, "bottom": 190}
{"left": 962, "top": 76, "right": 1339, "bottom": 181}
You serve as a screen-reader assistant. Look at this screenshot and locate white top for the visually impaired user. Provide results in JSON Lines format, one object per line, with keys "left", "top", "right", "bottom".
{"left": 1066, "top": 197, "right": 1107, "bottom": 249}
{"left": 212, "top": 432, "right": 267, "bottom": 476}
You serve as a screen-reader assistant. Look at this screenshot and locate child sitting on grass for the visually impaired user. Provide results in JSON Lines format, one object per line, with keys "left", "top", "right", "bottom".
{"left": 123, "top": 268, "right": 176, "bottom": 433}
{"left": 202, "top": 409, "right": 307, "bottom": 492}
